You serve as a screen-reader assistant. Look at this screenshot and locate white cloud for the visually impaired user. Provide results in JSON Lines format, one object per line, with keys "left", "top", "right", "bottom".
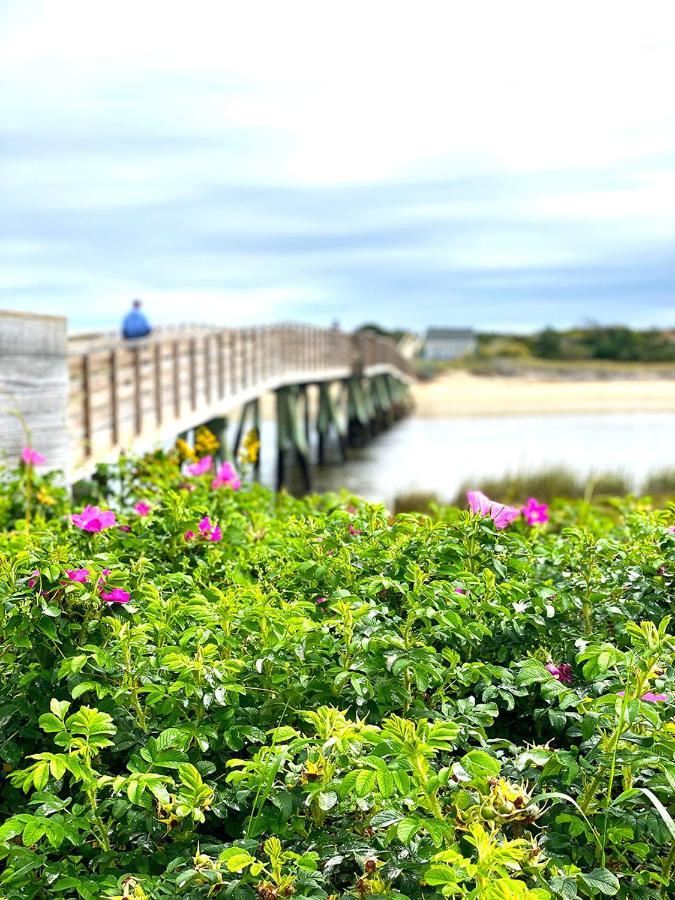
{"left": 1, "top": 0, "right": 674, "bottom": 329}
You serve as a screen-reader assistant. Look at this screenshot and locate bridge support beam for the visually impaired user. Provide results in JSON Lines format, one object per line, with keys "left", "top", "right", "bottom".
{"left": 317, "top": 381, "right": 347, "bottom": 465}
{"left": 276, "top": 386, "right": 311, "bottom": 492}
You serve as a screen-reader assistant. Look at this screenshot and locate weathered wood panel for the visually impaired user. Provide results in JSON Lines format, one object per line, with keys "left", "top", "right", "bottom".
{"left": 0, "top": 311, "right": 69, "bottom": 471}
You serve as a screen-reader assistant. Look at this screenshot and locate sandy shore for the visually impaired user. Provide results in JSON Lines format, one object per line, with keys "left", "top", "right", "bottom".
{"left": 413, "top": 371, "right": 675, "bottom": 417}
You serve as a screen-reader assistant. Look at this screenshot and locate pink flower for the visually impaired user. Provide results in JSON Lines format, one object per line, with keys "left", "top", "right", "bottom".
{"left": 348, "top": 524, "right": 362, "bottom": 536}
{"left": 71, "top": 505, "right": 117, "bottom": 532}
{"left": 618, "top": 690, "right": 668, "bottom": 703}
{"left": 118, "top": 524, "right": 131, "bottom": 533}
{"left": 522, "top": 497, "right": 549, "bottom": 526}
{"left": 668, "top": 526, "right": 675, "bottom": 533}
{"left": 455, "top": 587, "right": 466, "bottom": 595}
{"left": 28, "top": 569, "right": 40, "bottom": 588}
{"left": 22, "top": 447, "right": 46, "bottom": 466}
{"left": 467, "top": 490, "right": 520, "bottom": 530}
{"left": 186, "top": 455, "right": 213, "bottom": 477}
{"left": 134, "top": 501, "right": 151, "bottom": 516}
{"left": 195, "top": 515, "right": 222, "bottom": 542}
{"left": 184, "top": 530, "right": 196, "bottom": 541}
{"left": 316, "top": 596, "right": 328, "bottom": 605}
{"left": 66, "top": 568, "right": 89, "bottom": 583}
{"left": 546, "top": 662, "right": 573, "bottom": 685}
{"left": 101, "top": 588, "right": 130, "bottom": 604}
{"left": 211, "top": 461, "right": 240, "bottom": 490}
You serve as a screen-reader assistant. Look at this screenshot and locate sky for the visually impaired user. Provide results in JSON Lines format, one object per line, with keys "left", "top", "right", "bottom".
{"left": 1, "top": 1, "right": 674, "bottom": 334}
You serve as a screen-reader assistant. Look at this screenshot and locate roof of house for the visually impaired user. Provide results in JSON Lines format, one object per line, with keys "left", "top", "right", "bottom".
{"left": 425, "top": 327, "right": 475, "bottom": 340}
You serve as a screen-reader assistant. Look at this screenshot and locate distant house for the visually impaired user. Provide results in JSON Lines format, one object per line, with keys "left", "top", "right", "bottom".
{"left": 423, "top": 327, "right": 476, "bottom": 360}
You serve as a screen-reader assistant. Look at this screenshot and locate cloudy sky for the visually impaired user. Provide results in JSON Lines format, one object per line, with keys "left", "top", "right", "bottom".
{"left": 1, "top": 1, "right": 674, "bottom": 333}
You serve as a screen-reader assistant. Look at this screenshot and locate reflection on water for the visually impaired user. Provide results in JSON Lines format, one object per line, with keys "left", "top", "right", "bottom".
{"left": 256, "top": 413, "right": 675, "bottom": 507}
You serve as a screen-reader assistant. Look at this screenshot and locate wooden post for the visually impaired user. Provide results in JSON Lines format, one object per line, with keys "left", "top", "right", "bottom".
{"left": 173, "top": 340, "right": 181, "bottom": 418}
{"left": 204, "top": 335, "right": 212, "bottom": 407}
{"left": 133, "top": 345, "right": 142, "bottom": 436}
{"left": 189, "top": 338, "right": 197, "bottom": 411}
{"left": 110, "top": 349, "right": 119, "bottom": 445}
{"left": 217, "top": 332, "right": 225, "bottom": 399}
{"left": 82, "top": 354, "right": 93, "bottom": 457}
{"left": 154, "top": 343, "right": 162, "bottom": 426}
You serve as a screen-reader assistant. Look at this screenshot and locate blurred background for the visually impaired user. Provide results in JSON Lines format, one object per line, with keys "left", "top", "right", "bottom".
{"left": 1, "top": 0, "right": 674, "bottom": 507}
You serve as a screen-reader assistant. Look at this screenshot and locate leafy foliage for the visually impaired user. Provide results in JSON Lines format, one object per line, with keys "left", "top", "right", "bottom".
{"left": 0, "top": 453, "right": 674, "bottom": 898}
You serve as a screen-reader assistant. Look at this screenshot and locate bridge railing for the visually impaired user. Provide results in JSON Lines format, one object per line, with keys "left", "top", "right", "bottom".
{"left": 67, "top": 324, "right": 412, "bottom": 471}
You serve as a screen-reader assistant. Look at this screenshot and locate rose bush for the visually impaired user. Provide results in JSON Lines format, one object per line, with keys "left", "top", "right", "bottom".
{"left": 0, "top": 452, "right": 673, "bottom": 898}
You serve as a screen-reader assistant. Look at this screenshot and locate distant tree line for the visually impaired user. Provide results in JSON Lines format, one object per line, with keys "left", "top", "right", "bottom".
{"left": 478, "top": 326, "right": 675, "bottom": 363}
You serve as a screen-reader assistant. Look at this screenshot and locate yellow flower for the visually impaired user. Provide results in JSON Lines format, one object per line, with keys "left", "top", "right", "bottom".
{"left": 195, "top": 426, "right": 220, "bottom": 457}
{"left": 175, "top": 438, "right": 196, "bottom": 462}
{"left": 36, "top": 487, "right": 55, "bottom": 507}
{"left": 240, "top": 428, "right": 260, "bottom": 465}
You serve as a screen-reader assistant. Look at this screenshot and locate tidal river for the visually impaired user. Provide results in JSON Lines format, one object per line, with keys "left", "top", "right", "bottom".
{"left": 257, "top": 412, "right": 675, "bottom": 507}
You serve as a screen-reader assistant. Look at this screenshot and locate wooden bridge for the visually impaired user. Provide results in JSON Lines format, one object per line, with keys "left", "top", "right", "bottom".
{"left": 0, "top": 311, "right": 414, "bottom": 488}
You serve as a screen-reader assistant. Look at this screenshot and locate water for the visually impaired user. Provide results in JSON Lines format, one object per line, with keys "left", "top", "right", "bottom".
{"left": 256, "top": 413, "right": 675, "bottom": 507}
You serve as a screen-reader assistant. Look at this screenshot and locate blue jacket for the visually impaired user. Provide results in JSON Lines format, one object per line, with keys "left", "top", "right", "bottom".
{"left": 122, "top": 309, "right": 151, "bottom": 339}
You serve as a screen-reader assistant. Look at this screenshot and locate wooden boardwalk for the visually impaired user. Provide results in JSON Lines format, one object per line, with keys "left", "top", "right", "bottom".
{"left": 66, "top": 323, "right": 414, "bottom": 481}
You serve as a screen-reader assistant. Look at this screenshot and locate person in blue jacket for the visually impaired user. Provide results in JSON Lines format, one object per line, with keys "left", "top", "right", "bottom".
{"left": 122, "top": 299, "right": 152, "bottom": 339}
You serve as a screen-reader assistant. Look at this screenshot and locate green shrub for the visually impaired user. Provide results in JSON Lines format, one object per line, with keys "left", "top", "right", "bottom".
{"left": 0, "top": 452, "right": 674, "bottom": 898}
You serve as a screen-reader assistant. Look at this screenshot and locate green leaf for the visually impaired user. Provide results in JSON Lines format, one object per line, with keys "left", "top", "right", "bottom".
{"left": 461, "top": 750, "right": 501, "bottom": 779}
{"left": 397, "top": 817, "right": 419, "bottom": 844}
{"left": 219, "top": 848, "right": 256, "bottom": 873}
{"left": 578, "top": 869, "right": 620, "bottom": 896}
{"left": 376, "top": 767, "right": 394, "bottom": 797}
{"left": 355, "top": 769, "right": 376, "bottom": 797}
{"left": 370, "top": 809, "right": 402, "bottom": 829}
{"left": 22, "top": 819, "right": 47, "bottom": 846}
{"left": 317, "top": 790, "right": 338, "bottom": 811}
{"left": 424, "top": 864, "right": 460, "bottom": 886}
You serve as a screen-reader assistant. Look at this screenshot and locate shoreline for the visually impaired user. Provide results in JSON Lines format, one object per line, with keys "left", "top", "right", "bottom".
{"left": 412, "top": 371, "right": 675, "bottom": 417}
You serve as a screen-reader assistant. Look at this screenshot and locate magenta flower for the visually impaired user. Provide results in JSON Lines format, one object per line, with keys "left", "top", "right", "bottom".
{"left": 118, "top": 524, "right": 131, "bottom": 533}
{"left": 184, "top": 530, "right": 196, "bottom": 541}
{"left": 195, "top": 515, "right": 223, "bottom": 542}
{"left": 668, "top": 525, "right": 675, "bottom": 533}
{"left": 522, "top": 497, "right": 549, "bottom": 526}
{"left": 467, "top": 490, "right": 520, "bottom": 530}
{"left": 211, "top": 461, "right": 241, "bottom": 490}
{"left": 546, "top": 662, "right": 573, "bottom": 685}
{"left": 22, "top": 447, "right": 46, "bottom": 466}
{"left": 66, "top": 568, "right": 89, "bottom": 583}
{"left": 186, "top": 455, "right": 213, "bottom": 477}
{"left": 134, "top": 501, "right": 151, "bottom": 516}
{"left": 71, "top": 505, "right": 117, "bottom": 532}
{"left": 28, "top": 569, "right": 40, "bottom": 588}
{"left": 455, "top": 587, "right": 466, "bottom": 595}
{"left": 348, "top": 524, "right": 362, "bottom": 536}
{"left": 101, "top": 588, "right": 130, "bottom": 604}
{"left": 316, "top": 596, "right": 328, "bottom": 605}
{"left": 618, "top": 690, "right": 668, "bottom": 702}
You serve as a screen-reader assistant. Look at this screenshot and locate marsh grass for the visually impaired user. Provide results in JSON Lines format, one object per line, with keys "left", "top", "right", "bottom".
{"left": 393, "top": 465, "right": 675, "bottom": 513}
